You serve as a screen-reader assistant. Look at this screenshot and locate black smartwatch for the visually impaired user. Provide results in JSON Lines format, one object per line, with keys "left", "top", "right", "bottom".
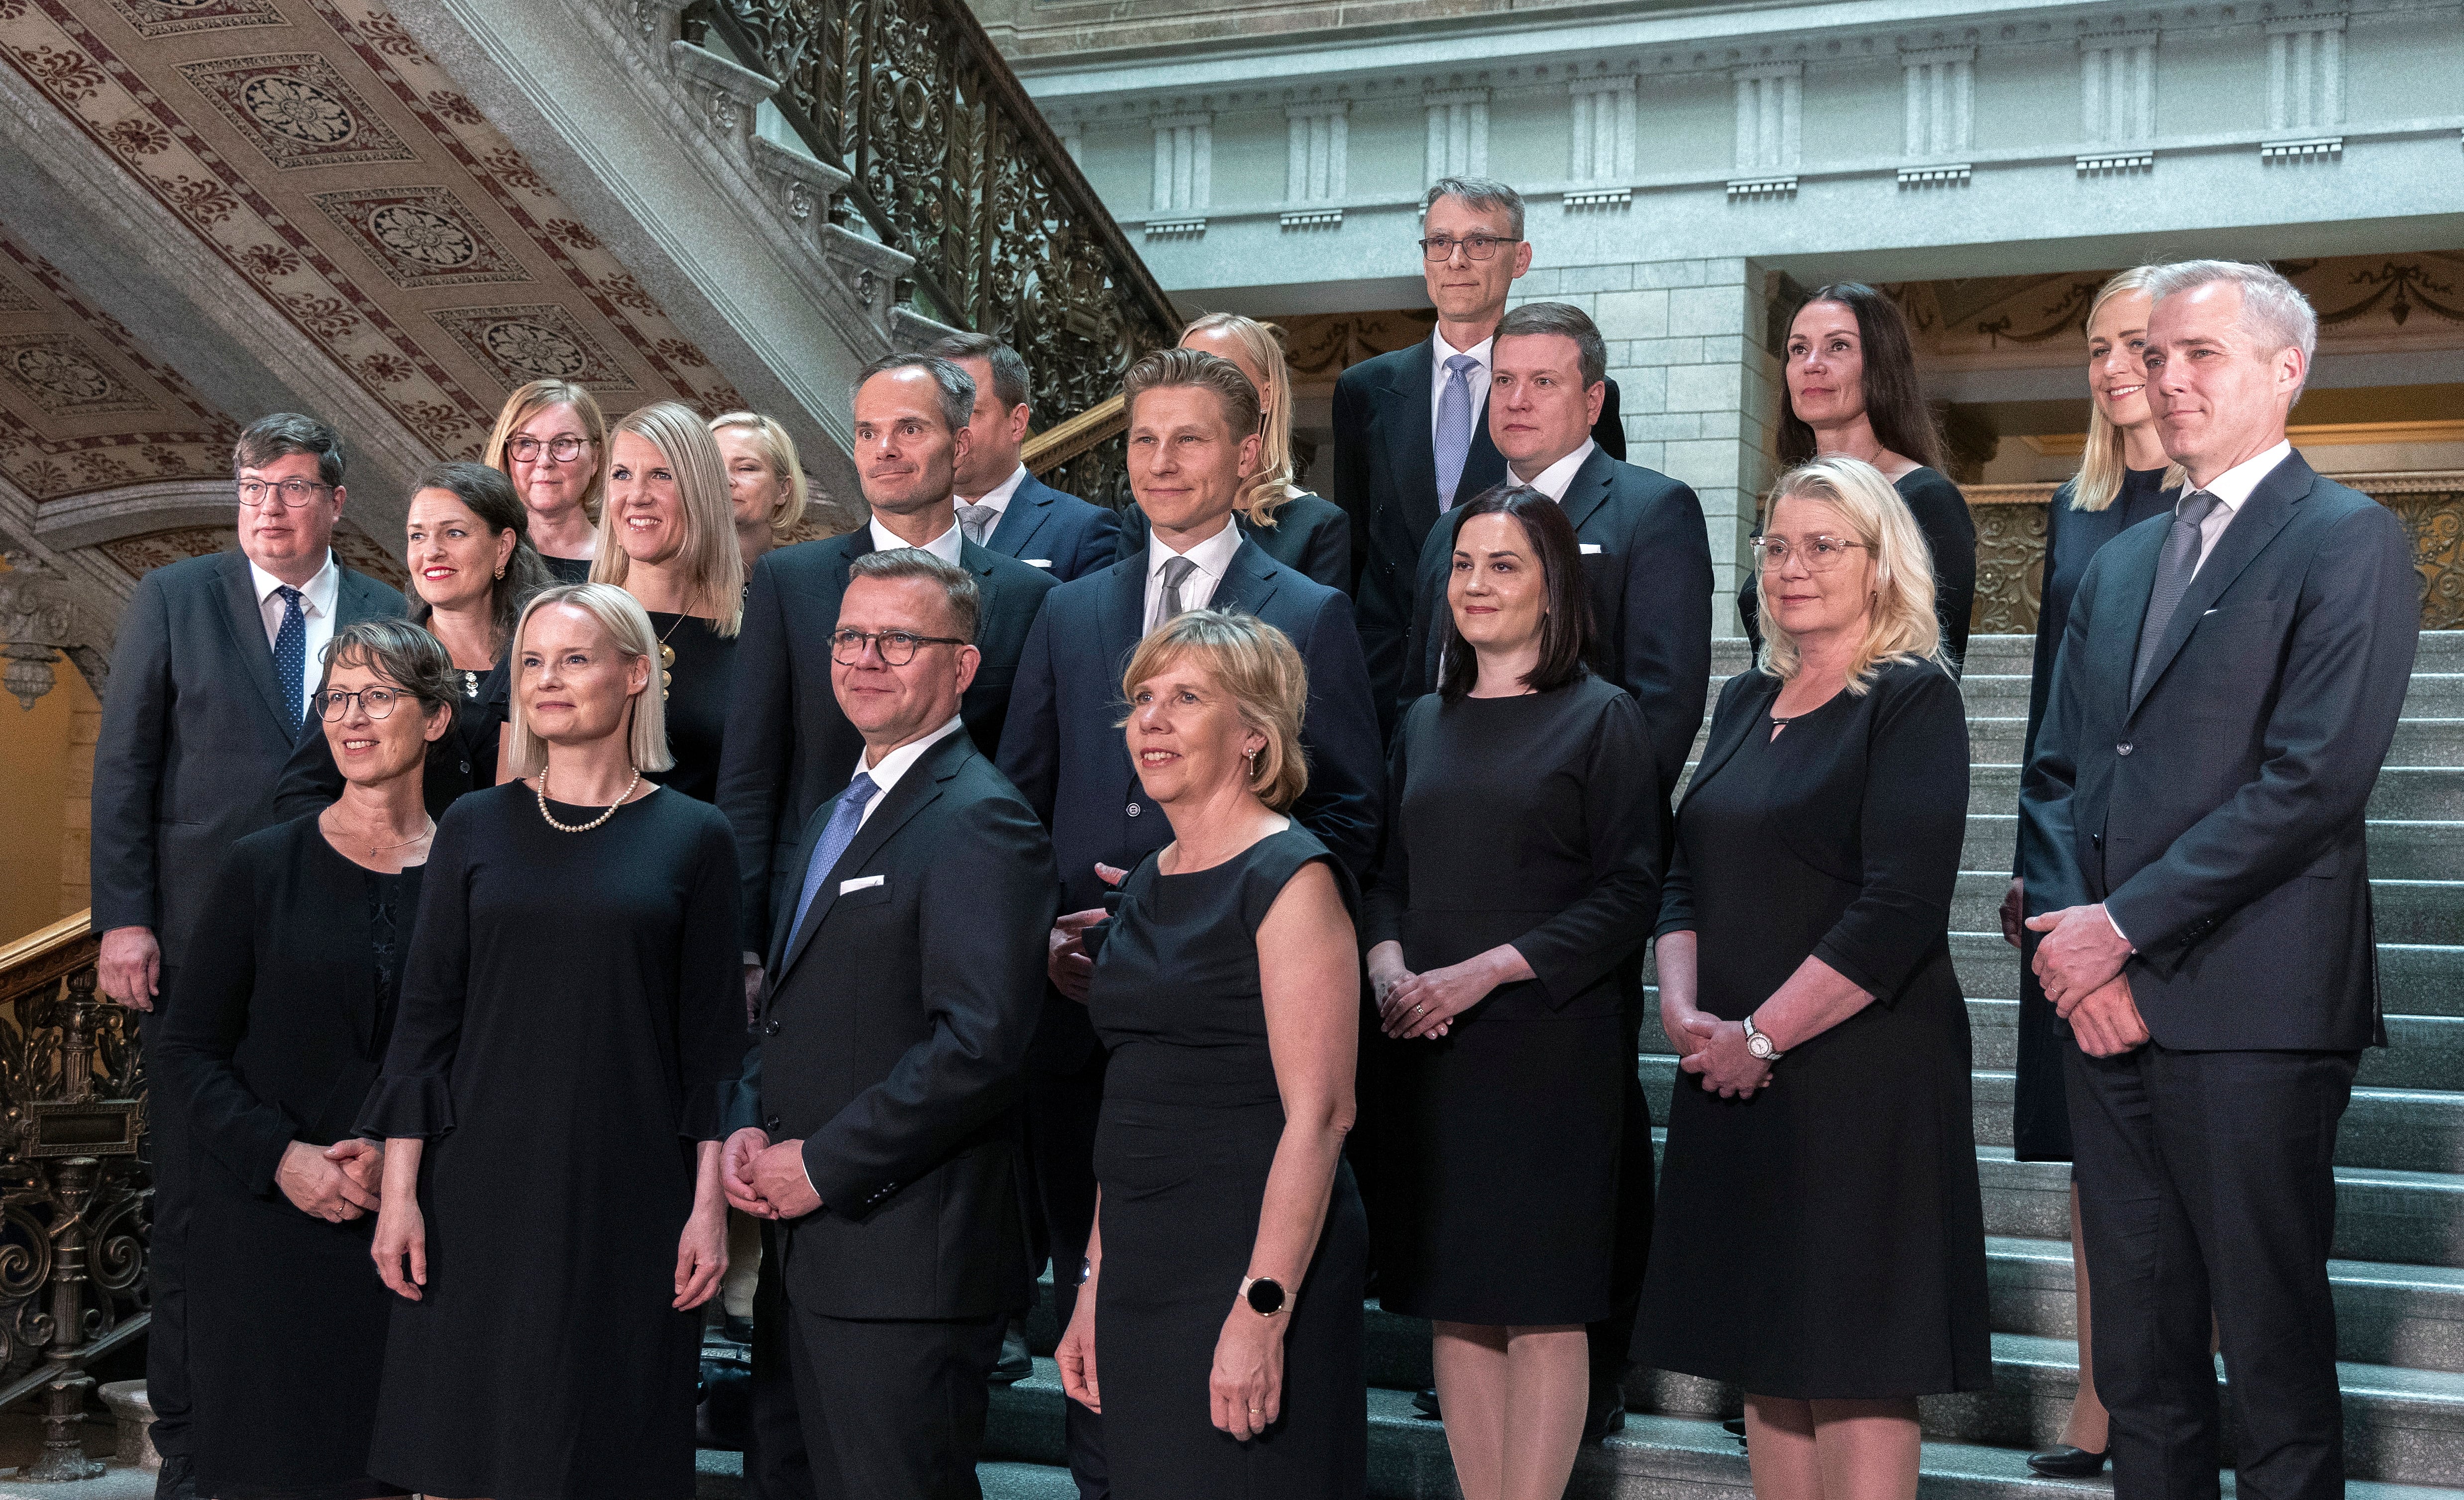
{"left": 1238, "top": 1276, "right": 1288, "bottom": 1317}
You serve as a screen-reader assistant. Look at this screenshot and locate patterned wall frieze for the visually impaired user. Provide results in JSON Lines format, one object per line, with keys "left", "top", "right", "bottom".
{"left": 1731, "top": 61, "right": 1801, "bottom": 174}
{"left": 1423, "top": 84, "right": 1488, "bottom": 183}
{"left": 1567, "top": 74, "right": 1636, "bottom": 186}
{"left": 1151, "top": 110, "right": 1212, "bottom": 212}
{"left": 2265, "top": 8, "right": 2347, "bottom": 132}
{"left": 1286, "top": 99, "right": 1349, "bottom": 206}
{"left": 1900, "top": 42, "right": 1977, "bottom": 162}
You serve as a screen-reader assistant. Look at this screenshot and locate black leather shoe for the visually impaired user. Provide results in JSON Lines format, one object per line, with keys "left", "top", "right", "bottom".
{"left": 1411, "top": 1387, "right": 1441, "bottom": 1420}
{"left": 1583, "top": 1383, "right": 1626, "bottom": 1444}
{"left": 1723, "top": 1416, "right": 1747, "bottom": 1442}
{"left": 154, "top": 1455, "right": 199, "bottom": 1500}
{"left": 989, "top": 1314, "right": 1032, "bottom": 1385}
{"left": 2027, "top": 1446, "right": 2110, "bottom": 1478}
{"left": 718, "top": 1312, "right": 755, "bottom": 1347}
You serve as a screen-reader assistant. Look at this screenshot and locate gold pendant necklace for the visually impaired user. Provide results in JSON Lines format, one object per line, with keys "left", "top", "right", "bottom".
{"left": 655, "top": 613, "right": 688, "bottom": 700}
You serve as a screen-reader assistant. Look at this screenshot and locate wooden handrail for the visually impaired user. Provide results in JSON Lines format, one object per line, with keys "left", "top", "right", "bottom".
{"left": 1023, "top": 395, "right": 1126, "bottom": 479}
{"left": 0, "top": 908, "right": 95, "bottom": 1008}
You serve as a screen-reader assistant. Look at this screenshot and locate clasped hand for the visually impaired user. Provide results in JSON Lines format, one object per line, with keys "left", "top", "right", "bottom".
{"left": 1047, "top": 863, "right": 1130, "bottom": 1002}
{"left": 721, "top": 1127, "right": 823, "bottom": 1220}
{"left": 1675, "top": 1014, "right": 1772, "bottom": 1100}
{"left": 278, "top": 1138, "right": 382, "bottom": 1222}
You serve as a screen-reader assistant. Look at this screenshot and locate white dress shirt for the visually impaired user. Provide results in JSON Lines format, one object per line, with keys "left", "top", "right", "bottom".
{"left": 1143, "top": 516, "right": 1245, "bottom": 633}
{"left": 1509, "top": 438, "right": 1598, "bottom": 502}
{"left": 956, "top": 463, "right": 1031, "bottom": 516}
{"left": 1430, "top": 331, "right": 1495, "bottom": 442}
{"left": 2184, "top": 440, "right": 2291, "bottom": 576}
{"left": 869, "top": 516, "right": 965, "bottom": 566}
{"left": 852, "top": 713, "right": 967, "bottom": 829}
{"left": 249, "top": 550, "right": 338, "bottom": 699}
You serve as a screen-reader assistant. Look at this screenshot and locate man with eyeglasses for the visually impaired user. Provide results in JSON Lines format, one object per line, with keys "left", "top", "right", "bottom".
{"left": 1331, "top": 176, "right": 1625, "bottom": 740}
{"left": 90, "top": 412, "right": 403, "bottom": 1500}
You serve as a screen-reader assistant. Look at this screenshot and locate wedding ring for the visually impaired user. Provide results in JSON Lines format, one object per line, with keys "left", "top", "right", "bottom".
{"left": 1412, "top": 1003, "right": 1425, "bottom": 1014}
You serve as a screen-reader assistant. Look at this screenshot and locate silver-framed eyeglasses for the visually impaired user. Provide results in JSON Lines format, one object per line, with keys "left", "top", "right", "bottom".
{"left": 506, "top": 435, "right": 592, "bottom": 463}
{"left": 830, "top": 628, "right": 967, "bottom": 666}
{"left": 237, "top": 478, "right": 335, "bottom": 508}
{"left": 1418, "top": 233, "right": 1521, "bottom": 263}
{"left": 317, "top": 686, "right": 405, "bottom": 721}
{"left": 1750, "top": 535, "right": 1868, "bottom": 572}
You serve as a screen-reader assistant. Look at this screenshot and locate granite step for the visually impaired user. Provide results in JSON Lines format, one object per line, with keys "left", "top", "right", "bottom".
{"left": 1940, "top": 717, "right": 2464, "bottom": 769}
{"left": 1946, "top": 762, "right": 2464, "bottom": 822}
{"left": 1709, "top": 633, "right": 2464, "bottom": 677}
{"left": 1945, "top": 932, "right": 2464, "bottom": 1019}
{"left": 1950, "top": 872, "right": 2464, "bottom": 946}
{"left": 1961, "top": 815, "right": 2464, "bottom": 879}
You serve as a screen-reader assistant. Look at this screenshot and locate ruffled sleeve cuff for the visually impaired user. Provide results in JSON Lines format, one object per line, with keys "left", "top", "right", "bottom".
{"left": 354, "top": 1072, "right": 455, "bottom": 1141}
{"left": 686, "top": 1079, "right": 752, "bottom": 1143}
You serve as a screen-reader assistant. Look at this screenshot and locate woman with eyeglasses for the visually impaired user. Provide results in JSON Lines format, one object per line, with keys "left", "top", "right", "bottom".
{"left": 1639, "top": 458, "right": 1989, "bottom": 1500}
{"left": 274, "top": 461, "right": 555, "bottom": 820}
{"left": 156, "top": 619, "right": 456, "bottom": 1500}
{"left": 485, "top": 378, "right": 611, "bottom": 583}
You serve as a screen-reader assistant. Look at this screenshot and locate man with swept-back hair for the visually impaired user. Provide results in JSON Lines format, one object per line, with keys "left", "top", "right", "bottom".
{"left": 2021, "top": 259, "right": 2418, "bottom": 1500}
{"left": 927, "top": 331, "right": 1122, "bottom": 582}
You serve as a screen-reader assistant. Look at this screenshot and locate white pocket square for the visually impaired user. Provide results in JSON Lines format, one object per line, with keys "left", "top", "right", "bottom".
{"left": 839, "top": 874, "right": 885, "bottom": 894}
{"left": 1025, "top": 559, "right": 1053, "bottom": 568}
{"left": 1579, "top": 542, "right": 1603, "bottom": 555}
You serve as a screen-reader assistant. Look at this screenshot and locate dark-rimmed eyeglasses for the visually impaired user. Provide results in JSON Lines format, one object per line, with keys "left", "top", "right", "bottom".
{"left": 506, "top": 435, "right": 592, "bottom": 464}
{"left": 830, "top": 629, "right": 966, "bottom": 666}
{"left": 317, "top": 687, "right": 404, "bottom": 721}
{"left": 1750, "top": 535, "right": 1868, "bottom": 572}
{"left": 237, "top": 479, "right": 335, "bottom": 508}
{"left": 1418, "top": 234, "right": 1521, "bottom": 263}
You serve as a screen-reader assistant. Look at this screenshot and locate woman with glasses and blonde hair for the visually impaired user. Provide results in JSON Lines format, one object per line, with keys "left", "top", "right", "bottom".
{"left": 362, "top": 582, "right": 743, "bottom": 1500}
{"left": 1115, "top": 313, "right": 1354, "bottom": 592}
{"left": 594, "top": 400, "right": 745, "bottom": 802}
{"left": 484, "top": 379, "right": 610, "bottom": 582}
{"left": 712, "top": 410, "right": 826, "bottom": 573}
{"left": 1639, "top": 457, "right": 1989, "bottom": 1500}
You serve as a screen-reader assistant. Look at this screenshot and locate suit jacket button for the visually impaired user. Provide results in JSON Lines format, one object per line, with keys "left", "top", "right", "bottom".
{"left": 1126, "top": 801, "right": 1141, "bottom": 817}
{"left": 765, "top": 1115, "right": 783, "bottom": 1133}
{"left": 2116, "top": 743, "right": 2133, "bottom": 756}
{"left": 762, "top": 1019, "right": 780, "bottom": 1036}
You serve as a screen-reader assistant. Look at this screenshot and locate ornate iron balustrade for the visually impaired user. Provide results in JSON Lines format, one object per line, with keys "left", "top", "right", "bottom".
{"left": 0, "top": 910, "right": 148, "bottom": 1480}
{"left": 686, "top": 0, "right": 1181, "bottom": 435}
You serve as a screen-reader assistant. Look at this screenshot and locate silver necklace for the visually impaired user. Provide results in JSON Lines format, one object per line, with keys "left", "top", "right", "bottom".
{"left": 536, "top": 761, "right": 642, "bottom": 833}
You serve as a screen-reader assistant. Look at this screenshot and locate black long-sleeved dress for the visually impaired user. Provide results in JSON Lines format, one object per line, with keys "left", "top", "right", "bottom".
{"left": 1361, "top": 673, "right": 1661, "bottom": 1324}
{"left": 643, "top": 612, "right": 736, "bottom": 803}
{"left": 1637, "top": 658, "right": 1990, "bottom": 1397}
{"left": 156, "top": 815, "right": 421, "bottom": 1500}
{"left": 358, "top": 783, "right": 743, "bottom": 1500}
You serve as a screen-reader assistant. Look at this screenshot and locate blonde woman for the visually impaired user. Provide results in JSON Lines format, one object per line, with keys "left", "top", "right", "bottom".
{"left": 2000, "top": 265, "right": 2183, "bottom": 1479}
{"left": 711, "top": 411, "right": 821, "bottom": 573}
{"left": 362, "top": 583, "right": 743, "bottom": 1500}
{"left": 1639, "top": 457, "right": 1989, "bottom": 1500}
{"left": 593, "top": 400, "right": 745, "bottom": 802}
{"left": 484, "top": 379, "right": 610, "bottom": 581}
{"left": 1116, "top": 313, "right": 1355, "bottom": 592}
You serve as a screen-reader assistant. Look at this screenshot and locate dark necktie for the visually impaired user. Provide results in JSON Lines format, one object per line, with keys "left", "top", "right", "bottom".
{"left": 273, "top": 585, "right": 308, "bottom": 731}
{"left": 787, "top": 771, "right": 879, "bottom": 949}
{"left": 2131, "top": 489, "right": 2221, "bottom": 700}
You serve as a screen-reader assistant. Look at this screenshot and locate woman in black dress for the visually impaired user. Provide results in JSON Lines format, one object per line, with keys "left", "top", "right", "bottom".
{"left": 363, "top": 583, "right": 743, "bottom": 1500}
{"left": 1997, "top": 266, "right": 2182, "bottom": 1479}
{"left": 1364, "top": 488, "right": 1659, "bottom": 1500}
{"left": 1055, "top": 609, "right": 1369, "bottom": 1499}
{"left": 592, "top": 400, "right": 743, "bottom": 801}
{"left": 1741, "top": 283, "right": 1976, "bottom": 668}
{"left": 1640, "top": 457, "right": 1990, "bottom": 1500}
{"left": 157, "top": 619, "right": 456, "bottom": 1500}
{"left": 274, "top": 461, "right": 553, "bottom": 820}
{"left": 483, "top": 378, "right": 610, "bottom": 583}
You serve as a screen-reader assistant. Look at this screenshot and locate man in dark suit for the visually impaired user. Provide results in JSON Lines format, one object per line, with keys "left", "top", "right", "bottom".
{"left": 1330, "top": 176, "right": 1624, "bottom": 738}
{"left": 929, "top": 332, "right": 1122, "bottom": 582}
{"left": 723, "top": 549, "right": 1057, "bottom": 1500}
{"left": 1397, "top": 300, "right": 1709, "bottom": 1438}
{"left": 2020, "top": 260, "right": 2419, "bottom": 1500}
{"left": 89, "top": 412, "right": 403, "bottom": 1499}
{"left": 994, "top": 348, "right": 1383, "bottom": 1499}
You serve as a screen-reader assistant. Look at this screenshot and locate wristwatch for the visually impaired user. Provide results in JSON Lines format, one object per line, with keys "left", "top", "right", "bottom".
{"left": 1076, "top": 1257, "right": 1094, "bottom": 1286}
{"left": 1237, "top": 1276, "right": 1289, "bottom": 1317}
{"left": 1742, "top": 1012, "right": 1783, "bottom": 1062}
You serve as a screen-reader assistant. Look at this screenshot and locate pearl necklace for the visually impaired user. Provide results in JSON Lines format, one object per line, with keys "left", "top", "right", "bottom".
{"left": 536, "top": 763, "right": 643, "bottom": 833}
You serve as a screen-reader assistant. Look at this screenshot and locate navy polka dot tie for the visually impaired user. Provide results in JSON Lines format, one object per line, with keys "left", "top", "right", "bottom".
{"left": 274, "top": 585, "right": 308, "bottom": 731}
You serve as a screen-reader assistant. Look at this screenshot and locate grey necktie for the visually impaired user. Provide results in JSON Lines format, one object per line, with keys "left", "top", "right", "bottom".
{"left": 1433, "top": 353, "right": 1480, "bottom": 509}
{"left": 1156, "top": 555, "right": 1197, "bottom": 632}
{"left": 2131, "top": 489, "right": 2222, "bottom": 700}
{"left": 956, "top": 503, "right": 998, "bottom": 546}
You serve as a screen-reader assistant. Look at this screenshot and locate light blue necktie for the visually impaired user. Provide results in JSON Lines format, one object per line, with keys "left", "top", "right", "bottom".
{"left": 273, "top": 585, "right": 308, "bottom": 732}
{"left": 786, "top": 771, "right": 878, "bottom": 949}
{"left": 1433, "top": 352, "right": 1481, "bottom": 509}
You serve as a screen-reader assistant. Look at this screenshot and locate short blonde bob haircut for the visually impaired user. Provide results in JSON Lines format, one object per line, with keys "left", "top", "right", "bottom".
{"left": 1755, "top": 455, "right": 1951, "bottom": 694}
{"left": 591, "top": 401, "right": 745, "bottom": 634}
{"left": 505, "top": 582, "right": 674, "bottom": 779}
{"left": 1180, "top": 312, "right": 1304, "bottom": 528}
{"left": 710, "top": 410, "right": 814, "bottom": 545}
{"left": 1118, "top": 609, "right": 1310, "bottom": 812}
{"left": 484, "top": 379, "right": 610, "bottom": 523}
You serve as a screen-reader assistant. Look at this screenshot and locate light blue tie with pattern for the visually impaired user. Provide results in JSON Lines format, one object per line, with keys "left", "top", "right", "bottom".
{"left": 1433, "top": 352, "right": 1481, "bottom": 509}
{"left": 273, "top": 585, "right": 308, "bottom": 732}
{"left": 787, "top": 771, "right": 878, "bottom": 950}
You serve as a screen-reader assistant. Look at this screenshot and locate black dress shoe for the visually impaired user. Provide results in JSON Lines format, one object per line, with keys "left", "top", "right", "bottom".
{"left": 154, "top": 1455, "right": 199, "bottom": 1500}
{"left": 1723, "top": 1416, "right": 1747, "bottom": 1442}
{"left": 989, "top": 1314, "right": 1032, "bottom": 1385}
{"left": 718, "top": 1312, "right": 755, "bottom": 1346}
{"left": 2027, "top": 1446, "right": 2110, "bottom": 1478}
{"left": 1411, "top": 1387, "right": 1441, "bottom": 1420}
{"left": 1583, "top": 1383, "right": 1626, "bottom": 1444}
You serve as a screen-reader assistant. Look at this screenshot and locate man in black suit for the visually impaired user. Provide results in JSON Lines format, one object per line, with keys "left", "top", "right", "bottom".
{"left": 994, "top": 348, "right": 1383, "bottom": 1499}
{"left": 929, "top": 332, "right": 1122, "bottom": 583}
{"left": 1397, "top": 299, "right": 1709, "bottom": 1438}
{"left": 1330, "top": 176, "right": 1624, "bottom": 738}
{"left": 90, "top": 413, "right": 403, "bottom": 1498}
{"left": 723, "top": 548, "right": 1057, "bottom": 1500}
{"left": 2020, "top": 260, "right": 2419, "bottom": 1500}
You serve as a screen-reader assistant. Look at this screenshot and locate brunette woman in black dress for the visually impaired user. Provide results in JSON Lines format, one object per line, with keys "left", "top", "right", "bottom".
{"left": 593, "top": 400, "right": 744, "bottom": 801}
{"left": 1055, "top": 610, "right": 1368, "bottom": 1499}
{"left": 158, "top": 619, "right": 455, "bottom": 1500}
{"left": 363, "top": 583, "right": 742, "bottom": 1500}
{"left": 1364, "top": 488, "right": 1660, "bottom": 1500}
{"left": 1640, "top": 457, "right": 1990, "bottom": 1500}
{"left": 274, "top": 461, "right": 552, "bottom": 820}
{"left": 483, "top": 378, "right": 609, "bottom": 583}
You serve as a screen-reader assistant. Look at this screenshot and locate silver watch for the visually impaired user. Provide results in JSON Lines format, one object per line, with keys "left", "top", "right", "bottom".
{"left": 1742, "top": 1012, "right": 1783, "bottom": 1062}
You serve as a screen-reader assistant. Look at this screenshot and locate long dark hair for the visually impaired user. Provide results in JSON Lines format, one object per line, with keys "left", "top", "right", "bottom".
{"left": 408, "top": 460, "right": 554, "bottom": 656}
{"left": 1437, "top": 485, "right": 1593, "bottom": 703}
{"left": 1777, "top": 283, "right": 1945, "bottom": 473}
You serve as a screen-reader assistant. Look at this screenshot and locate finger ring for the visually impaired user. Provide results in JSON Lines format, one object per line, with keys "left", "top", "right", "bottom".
{"left": 1249, "top": 1406, "right": 1262, "bottom": 1413}
{"left": 1412, "top": 1003, "right": 1424, "bottom": 1013}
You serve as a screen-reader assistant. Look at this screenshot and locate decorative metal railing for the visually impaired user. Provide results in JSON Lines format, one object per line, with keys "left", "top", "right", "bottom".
{"left": 0, "top": 910, "right": 148, "bottom": 1480}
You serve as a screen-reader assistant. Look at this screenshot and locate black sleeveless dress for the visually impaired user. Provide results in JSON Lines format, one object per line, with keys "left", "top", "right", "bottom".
{"left": 1087, "top": 825, "right": 1369, "bottom": 1499}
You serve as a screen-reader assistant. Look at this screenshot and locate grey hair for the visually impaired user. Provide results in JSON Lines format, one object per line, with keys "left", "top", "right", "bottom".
{"left": 316, "top": 617, "right": 456, "bottom": 721}
{"left": 1496, "top": 301, "right": 1607, "bottom": 387}
{"left": 847, "top": 547, "right": 981, "bottom": 644}
{"left": 2144, "top": 259, "right": 2318, "bottom": 389}
{"left": 1421, "top": 176, "right": 1525, "bottom": 239}
{"left": 923, "top": 332, "right": 1032, "bottom": 416}
{"left": 234, "top": 413, "right": 345, "bottom": 487}
{"left": 853, "top": 352, "right": 976, "bottom": 434}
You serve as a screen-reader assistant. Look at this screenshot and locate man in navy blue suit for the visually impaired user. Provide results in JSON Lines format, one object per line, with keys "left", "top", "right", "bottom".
{"left": 995, "top": 348, "right": 1383, "bottom": 1499}
{"left": 930, "top": 332, "right": 1122, "bottom": 583}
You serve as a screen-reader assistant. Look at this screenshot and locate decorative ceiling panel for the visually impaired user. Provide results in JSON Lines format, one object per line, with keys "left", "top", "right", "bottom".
{"left": 94, "top": 521, "right": 410, "bottom": 590}
{"left": 0, "top": 0, "right": 744, "bottom": 474}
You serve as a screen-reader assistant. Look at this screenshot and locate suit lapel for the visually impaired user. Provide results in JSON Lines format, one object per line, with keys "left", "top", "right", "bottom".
{"left": 1462, "top": 392, "right": 1506, "bottom": 498}
{"left": 984, "top": 480, "right": 1048, "bottom": 559}
{"left": 217, "top": 552, "right": 293, "bottom": 732}
{"left": 1210, "top": 538, "right": 1282, "bottom": 618}
{"left": 1685, "top": 671, "right": 1778, "bottom": 804}
{"left": 333, "top": 567, "right": 389, "bottom": 628}
{"left": 775, "top": 733, "right": 967, "bottom": 982}
{"left": 2126, "top": 454, "right": 2310, "bottom": 719}
{"left": 1097, "top": 550, "right": 1147, "bottom": 679}
{"left": 1556, "top": 447, "right": 1617, "bottom": 535}
{"left": 1381, "top": 343, "right": 1441, "bottom": 542}
{"left": 958, "top": 536, "right": 1004, "bottom": 621}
